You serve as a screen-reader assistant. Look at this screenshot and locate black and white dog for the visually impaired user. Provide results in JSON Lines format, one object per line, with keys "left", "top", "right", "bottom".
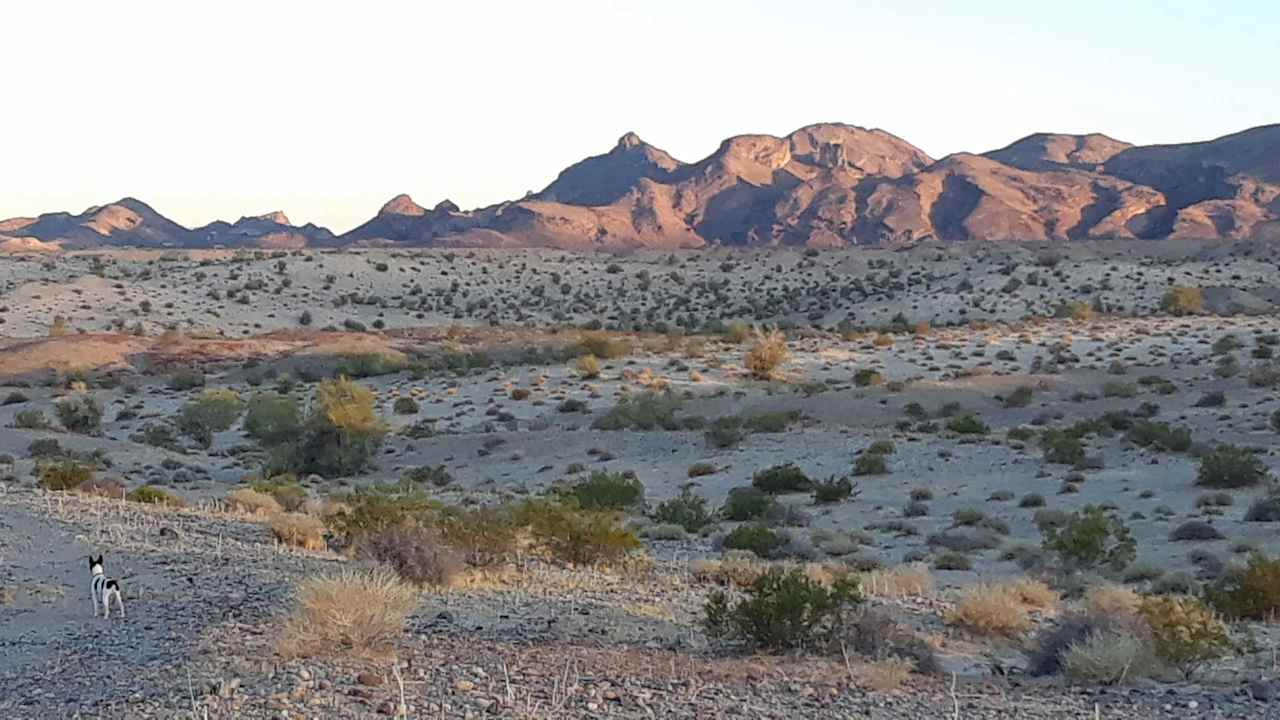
{"left": 88, "top": 555, "right": 125, "bottom": 619}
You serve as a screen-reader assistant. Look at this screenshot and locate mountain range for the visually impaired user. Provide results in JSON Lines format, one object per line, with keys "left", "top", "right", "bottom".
{"left": 3, "top": 123, "right": 1278, "bottom": 251}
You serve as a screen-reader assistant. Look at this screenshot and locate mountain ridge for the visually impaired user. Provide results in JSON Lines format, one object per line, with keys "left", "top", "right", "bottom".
{"left": 3, "top": 123, "right": 1277, "bottom": 250}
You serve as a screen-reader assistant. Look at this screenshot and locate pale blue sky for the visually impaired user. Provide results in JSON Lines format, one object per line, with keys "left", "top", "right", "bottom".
{"left": 2, "top": 0, "right": 1276, "bottom": 232}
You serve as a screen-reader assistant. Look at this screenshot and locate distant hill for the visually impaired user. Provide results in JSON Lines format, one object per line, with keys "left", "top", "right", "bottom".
{"left": 4, "top": 123, "right": 1277, "bottom": 249}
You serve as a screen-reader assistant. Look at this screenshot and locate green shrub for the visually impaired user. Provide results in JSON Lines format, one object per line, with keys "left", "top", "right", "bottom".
{"left": 248, "top": 477, "right": 308, "bottom": 511}
{"left": 334, "top": 353, "right": 406, "bottom": 378}
{"left": 168, "top": 368, "right": 206, "bottom": 391}
{"left": 55, "top": 395, "right": 102, "bottom": 434}
{"left": 1244, "top": 495, "right": 1280, "bottom": 522}
{"left": 687, "top": 462, "right": 717, "bottom": 478}
{"left": 1204, "top": 553, "right": 1280, "bottom": 620}
{"left": 722, "top": 487, "right": 775, "bottom": 521}
{"left": 704, "top": 418, "right": 745, "bottom": 449}
{"left": 516, "top": 500, "right": 640, "bottom": 566}
{"left": 812, "top": 475, "right": 855, "bottom": 504}
{"left": 177, "top": 388, "right": 245, "bottom": 447}
{"left": 741, "top": 411, "right": 800, "bottom": 433}
{"left": 853, "top": 369, "right": 883, "bottom": 387}
{"left": 1160, "top": 287, "right": 1203, "bottom": 316}
{"left": 243, "top": 392, "right": 303, "bottom": 446}
{"left": 722, "top": 524, "right": 785, "bottom": 558}
{"left": 37, "top": 460, "right": 92, "bottom": 490}
{"left": 392, "top": 397, "right": 419, "bottom": 415}
{"left": 402, "top": 464, "right": 453, "bottom": 488}
{"left": 1041, "top": 430, "right": 1085, "bottom": 466}
{"left": 288, "top": 377, "right": 387, "bottom": 477}
{"left": 865, "top": 440, "right": 895, "bottom": 456}
{"left": 1126, "top": 421, "right": 1192, "bottom": 452}
{"left": 593, "top": 391, "right": 682, "bottom": 431}
{"left": 429, "top": 505, "right": 520, "bottom": 567}
{"left": 1040, "top": 505, "right": 1135, "bottom": 572}
{"left": 1, "top": 391, "right": 28, "bottom": 406}
{"left": 1004, "top": 385, "right": 1035, "bottom": 408}
{"left": 1101, "top": 382, "right": 1136, "bottom": 399}
{"left": 1138, "top": 596, "right": 1229, "bottom": 678}
{"left": 704, "top": 567, "right": 861, "bottom": 651}
{"left": 852, "top": 452, "right": 888, "bottom": 476}
{"left": 934, "top": 552, "right": 972, "bottom": 571}
{"left": 126, "top": 485, "right": 184, "bottom": 506}
{"left": 752, "top": 464, "right": 811, "bottom": 494}
{"left": 328, "top": 485, "right": 437, "bottom": 538}
{"left": 652, "top": 489, "right": 713, "bottom": 533}
{"left": 1196, "top": 445, "right": 1269, "bottom": 489}
{"left": 13, "top": 409, "right": 50, "bottom": 429}
{"left": 947, "top": 415, "right": 989, "bottom": 435}
{"left": 569, "top": 471, "right": 644, "bottom": 511}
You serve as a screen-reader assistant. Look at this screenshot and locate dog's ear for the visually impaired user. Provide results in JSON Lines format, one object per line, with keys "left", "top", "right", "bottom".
{"left": 95, "top": 555, "right": 103, "bottom": 565}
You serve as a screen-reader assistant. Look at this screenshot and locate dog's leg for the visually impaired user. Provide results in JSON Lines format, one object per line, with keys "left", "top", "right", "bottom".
{"left": 102, "top": 592, "right": 111, "bottom": 620}
{"left": 115, "top": 590, "right": 125, "bottom": 619}
{"left": 91, "top": 581, "right": 100, "bottom": 617}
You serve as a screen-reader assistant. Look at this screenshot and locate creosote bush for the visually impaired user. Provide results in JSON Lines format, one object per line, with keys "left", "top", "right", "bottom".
{"left": 721, "top": 487, "right": 775, "bottom": 521}
{"left": 752, "top": 464, "right": 811, "bottom": 494}
{"left": 354, "top": 526, "right": 464, "bottom": 587}
{"left": 515, "top": 499, "right": 640, "bottom": 566}
{"left": 947, "top": 415, "right": 989, "bottom": 435}
{"left": 1204, "top": 552, "right": 1280, "bottom": 620}
{"left": 1160, "top": 286, "right": 1203, "bottom": 316}
{"left": 652, "top": 488, "right": 714, "bottom": 533}
{"left": 126, "top": 485, "right": 185, "bottom": 507}
{"left": 55, "top": 394, "right": 102, "bottom": 434}
{"left": 1040, "top": 505, "right": 1135, "bottom": 572}
{"left": 37, "top": 460, "right": 92, "bottom": 491}
{"left": 812, "top": 475, "right": 856, "bottom": 504}
{"left": 1137, "top": 595, "right": 1229, "bottom": 678}
{"left": 177, "top": 388, "right": 245, "bottom": 447}
{"left": 568, "top": 471, "right": 644, "bottom": 511}
{"left": 244, "top": 392, "right": 303, "bottom": 446}
{"left": 1196, "top": 445, "right": 1269, "bottom": 489}
{"left": 704, "top": 566, "right": 861, "bottom": 651}
{"left": 285, "top": 377, "right": 387, "bottom": 477}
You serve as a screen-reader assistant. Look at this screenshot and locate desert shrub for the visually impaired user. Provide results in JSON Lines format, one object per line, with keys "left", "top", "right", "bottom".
{"left": 741, "top": 410, "right": 800, "bottom": 433}
{"left": 28, "top": 438, "right": 65, "bottom": 458}
{"left": 37, "top": 460, "right": 92, "bottom": 490}
{"left": 722, "top": 487, "right": 775, "bottom": 521}
{"left": 1041, "top": 505, "right": 1135, "bottom": 572}
{"left": 575, "top": 332, "right": 631, "bottom": 360}
{"left": 1019, "top": 493, "right": 1046, "bottom": 508}
{"left": 569, "top": 471, "right": 644, "bottom": 511}
{"left": 642, "top": 523, "right": 688, "bottom": 541}
{"left": 13, "top": 409, "right": 50, "bottom": 429}
{"left": 327, "top": 486, "right": 435, "bottom": 539}
{"left": 1, "top": 391, "right": 28, "bottom": 405}
{"left": 392, "top": 396, "right": 418, "bottom": 415}
{"left": 812, "top": 475, "right": 855, "bottom": 504}
{"left": 1160, "top": 286, "right": 1203, "bottom": 316}
{"left": 1055, "top": 301, "right": 1094, "bottom": 321}
{"left": 574, "top": 354, "right": 601, "bottom": 379}
{"left": 853, "top": 368, "right": 883, "bottom": 387}
{"left": 1085, "top": 584, "right": 1142, "bottom": 618}
{"left": 1244, "top": 495, "right": 1280, "bottom": 522}
{"left": 334, "top": 353, "right": 406, "bottom": 378}
{"left": 287, "top": 378, "right": 387, "bottom": 477}
{"left": 244, "top": 392, "right": 303, "bottom": 446}
{"left": 852, "top": 452, "right": 888, "bottom": 476}
{"left": 278, "top": 567, "right": 417, "bottom": 657}
{"left": 652, "top": 489, "right": 713, "bottom": 533}
{"left": 558, "top": 398, "right": 588, "bottom": 413}
{"left": 1061, "top": 630, "right": 1156, "bottom": 685}
{"left": 1196, "top": 445, "right": 1268, "bottom": 488}
{"left": 934, "top": 552, "right": 972, "bottom": 570}
{"left": 703, "top": 566, "right": 861, "bottom": 651}
{"left": 1041, "top": 430, "right": 1085, "bottom": 466}
{"left": 704, "top": 418, "right": 745, "bottom": 449}
{"left": 1126, "top": 421, "right": 1192, "bottom": 452}
{"left": 947, "top": 415, "right": 989, "bottom": 435}
{"left": 1168, "top": 521, "right": 1225, "bottom": 542}
{"left": 55, "top": 395, "right": 102, "bottom": 434}
{"left": 226, "top": 487, "right": 283, "bottom": 516}
{"left": 1101, "top": 382, "right": 1136, "bottom": 399}
{"left": 1004, "top": 385, "right": 1035, "bottom": 408}
{"left": 687, "top": 462, "right": 717, "bottom": 478}
{"left": 1193, "top": 390, "right": 1226, "bottom": 408}
{"left": 1138, "top": 596, "right": 1229, "bottom": 678}
{"left": 516, "top": 500, "right": 640, "bottom": 566}
{"left": 354, "top": 526, "right": 463, "bottom": 587}
{"left": 1248, "top": 364, "right": 1280, "bottom": 388}
{"left": 177, "top": 388, "right": 245, "bottom": 447}
{"left": 1204, "top": 553, "right": 1280, "bottom": 620}
{"left": 752, "top": 464, "right": 811, "bottom": 494}
{"left": 592, "top": 390, "right": 682, "bottom": 431}
{"left": 168, "top": 368, "right": 206, "bottom": 391}
{"left": 722, "top": 524, "right": 785, "bottom": 558}
{"left": 927, "top": 529, "right": 1002, "bottom": 552}
{"left": 743, "top": 327, "right": 789, "bottom": 380}
{"left": 76, "top": 475, "right": 126, "bottom": 499}
{"left": 126, "top": 485, "right": 184, "bottom": 507}
{"left": 402, "top": 464, "right": 453, "bottom": 488}
{"left": 430, "top": 505, "right": 519, "bottom": 567}
{"left": 249, "top": 477, "right": 308, "bottom": 511}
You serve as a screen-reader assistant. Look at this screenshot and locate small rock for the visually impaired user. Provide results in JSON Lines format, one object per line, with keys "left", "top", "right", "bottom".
{"left": 357, "top": 672, "right": 384, "bottom": 687}
{"left": 455, "top": 679, "right": 476, "bottom": 692}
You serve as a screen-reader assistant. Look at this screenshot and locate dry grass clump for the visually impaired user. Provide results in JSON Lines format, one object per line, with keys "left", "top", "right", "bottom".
{"left": 278, "top": 567, "right": 418, "bottom": 658}
{"left": 847, "top": 657, "right": 914, "bottom": 692}
{"left": 947, "top": 579, "right": 1056, "bottom": 637}
{"left": 689, "top": 552, "right": 769, "bottom": 588}
{"left": 743, "top": 327, "right": 789, "bottom": 380}
{"left": 271, "top": 512, "right": 327, "bottom": 551}
{"left": 227, "top": 488, "right": 283, "bottom": 517}
{"left": 860, "top": 564, "right": 935, "bottom": 599}
{"left": 355, "top": 526, "right": 464, "bottom": 587}
{"left": 1084, "top": 584, "right": 1142, "bottom": 618}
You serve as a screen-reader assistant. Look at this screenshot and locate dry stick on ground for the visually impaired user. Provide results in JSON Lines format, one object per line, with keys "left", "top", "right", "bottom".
{"left": 391, "top": 658, "right": 408, "bottom": 720}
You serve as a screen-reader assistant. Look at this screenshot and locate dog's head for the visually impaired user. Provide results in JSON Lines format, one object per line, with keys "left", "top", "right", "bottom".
{"left": 88, "top": 555, "right": 104, "bottom": 575}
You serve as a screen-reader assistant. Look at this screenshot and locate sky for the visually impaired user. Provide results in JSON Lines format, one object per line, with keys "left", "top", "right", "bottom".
{"left": 2, "top": 1, "right": 1277, "bottom": 233}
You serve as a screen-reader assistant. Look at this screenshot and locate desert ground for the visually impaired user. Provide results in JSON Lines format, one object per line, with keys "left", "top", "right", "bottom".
{"left": 2, "top": 242, "right": 1280, "bottom": 719}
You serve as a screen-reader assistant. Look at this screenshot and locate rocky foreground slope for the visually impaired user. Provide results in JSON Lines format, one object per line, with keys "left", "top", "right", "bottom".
{"left": 3, "top": 124, "right": 1278, "bottom": 250}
